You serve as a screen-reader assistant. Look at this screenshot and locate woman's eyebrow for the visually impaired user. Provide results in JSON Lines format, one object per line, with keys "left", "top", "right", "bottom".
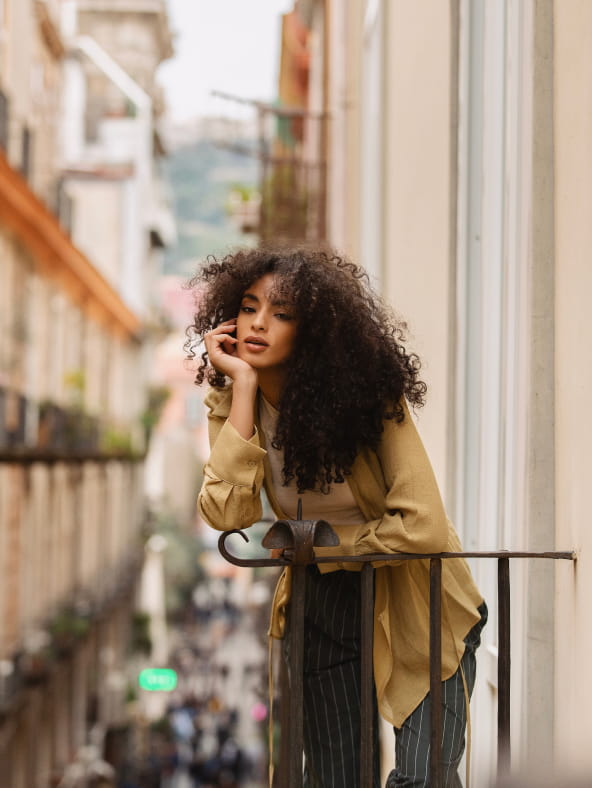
{"left": 241, "top": 292, "right": 291, "bottom": 308}
{"left": 270, "top": 298, "right": 291, "bottom": 307}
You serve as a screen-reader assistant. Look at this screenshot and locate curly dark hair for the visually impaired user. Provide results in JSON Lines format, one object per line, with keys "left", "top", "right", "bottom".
{"left": 185, "top": 244, "right": 427, "bottom": 492}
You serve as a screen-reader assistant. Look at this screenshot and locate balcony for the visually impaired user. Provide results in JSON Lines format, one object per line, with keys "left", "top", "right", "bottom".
{"left": 218, "top": 516, "right": 575, "bottom": 787}
{"left": 0, "top": 387, "right": 145, "bottom": 463}
{"left": 0, "top": 549, "right": 142, "bottom": 721}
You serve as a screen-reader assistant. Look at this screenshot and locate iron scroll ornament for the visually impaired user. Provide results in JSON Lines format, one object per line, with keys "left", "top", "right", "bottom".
{"left": 217, "top": 498, "right": 340, "bottom": 568}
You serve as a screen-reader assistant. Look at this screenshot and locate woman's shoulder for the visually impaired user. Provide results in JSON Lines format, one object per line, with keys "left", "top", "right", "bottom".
{"left": 203, "top": 384, "right": 233, "bottom": 417}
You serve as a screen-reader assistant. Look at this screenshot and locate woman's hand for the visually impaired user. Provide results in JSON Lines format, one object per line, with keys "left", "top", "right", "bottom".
{"left": 206, "top": 320, "right": 258, "bottom": 439}
{"left": 204, "top": 320, "right": 257, "bottom": 384}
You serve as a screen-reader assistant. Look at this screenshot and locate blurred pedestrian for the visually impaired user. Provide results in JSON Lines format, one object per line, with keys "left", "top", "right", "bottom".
{"left": 188, "top": 245, "right": 486, "bottom": 787}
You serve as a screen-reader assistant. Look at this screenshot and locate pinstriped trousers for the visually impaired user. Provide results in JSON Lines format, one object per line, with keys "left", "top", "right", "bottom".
{"left": 386, "top": 600, "right": 487, "bottom": 787}
{"left": 290, "top": 566, "right": 487, "bottom": 788}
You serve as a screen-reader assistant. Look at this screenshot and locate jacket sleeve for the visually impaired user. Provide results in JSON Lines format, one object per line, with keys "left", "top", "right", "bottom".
{"left": 317, "top": 400, "right": 449, "bottom": 560}
{"left": 197, "top": 387, "right": 267, "bottom": 531}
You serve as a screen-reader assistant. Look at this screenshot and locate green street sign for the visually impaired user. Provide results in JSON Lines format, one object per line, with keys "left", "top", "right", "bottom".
{"left": 138, "top": 668, "right": 178, "bottom": 692}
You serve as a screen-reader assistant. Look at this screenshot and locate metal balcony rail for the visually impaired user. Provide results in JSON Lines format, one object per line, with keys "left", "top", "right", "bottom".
{"left": 218, "top": 517, "right": 575, "bottom": 788}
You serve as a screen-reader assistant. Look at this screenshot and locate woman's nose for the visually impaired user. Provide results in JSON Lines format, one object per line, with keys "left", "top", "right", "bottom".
{"left": 251, "top": 311, "right": 266, "bottom": 331}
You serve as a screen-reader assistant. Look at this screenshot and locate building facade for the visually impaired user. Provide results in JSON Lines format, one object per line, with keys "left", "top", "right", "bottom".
{"left": 0, "top": 1, "right": 173, "bottom": 784}
{"left": 281, "top": 0, "right": 590, "bottom": 783}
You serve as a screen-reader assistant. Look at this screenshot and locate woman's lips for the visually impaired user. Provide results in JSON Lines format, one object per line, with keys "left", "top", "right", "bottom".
{"left": 243, "top": 337, "right": 269, "bottom": 352}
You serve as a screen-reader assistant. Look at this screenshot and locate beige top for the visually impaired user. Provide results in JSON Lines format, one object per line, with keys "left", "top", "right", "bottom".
{"left": 198, "top": 385, "right": 484, "bottom": 727}
{"left": 258, "top": 393, "right": 366, "bottom": 524}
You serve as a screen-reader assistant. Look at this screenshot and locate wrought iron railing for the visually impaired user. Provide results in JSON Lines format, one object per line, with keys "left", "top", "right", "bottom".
{"left": 219, "top": 515, "right": 575, "bottom": 788}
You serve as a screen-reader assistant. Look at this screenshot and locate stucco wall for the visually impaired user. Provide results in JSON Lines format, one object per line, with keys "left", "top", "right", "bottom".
{"left": 553, "top": 0, "right": 592, "bottom": 776}
{"left": 382, "top": 0, "right": 453, "bottom": 495}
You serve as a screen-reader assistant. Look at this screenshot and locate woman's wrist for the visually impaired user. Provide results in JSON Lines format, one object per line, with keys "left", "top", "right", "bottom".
{"left": 232, "top": 368, "right": 258, "bottom": 391}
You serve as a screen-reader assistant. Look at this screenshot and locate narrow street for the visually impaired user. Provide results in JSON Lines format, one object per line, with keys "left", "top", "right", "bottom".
{"left": 156, "top": 574, "right": 270, "bottom": 788}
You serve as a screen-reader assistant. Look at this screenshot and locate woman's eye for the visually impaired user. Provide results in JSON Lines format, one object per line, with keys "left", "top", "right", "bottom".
{"left": 240, "top": 305, "right": 255, "bottom": 313}
{"left": 275, "top": 312, "right": 293, "bottom": 321}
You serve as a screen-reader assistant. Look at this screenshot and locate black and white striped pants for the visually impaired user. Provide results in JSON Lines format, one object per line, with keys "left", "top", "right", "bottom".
{"left": 288, "top": 565, "right": 487, "bottom": 788}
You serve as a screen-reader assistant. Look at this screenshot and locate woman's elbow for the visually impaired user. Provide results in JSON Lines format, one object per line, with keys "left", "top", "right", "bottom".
{"left": 197, "top": 494, "right": 226, "bottom": 532}
{"left": 413, "top": 512, "right": 449, "bottom": 554}
{"left": 197, "top": 489, "right": 262, "bottom": 533}
{"left": 428, "top": 513, "right": 449, "bottom": 553}
{"left": 431, "top": 529, "right": 449, "bottom": 553}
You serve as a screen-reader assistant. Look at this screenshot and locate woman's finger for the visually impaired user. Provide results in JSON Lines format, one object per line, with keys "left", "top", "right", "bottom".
{"left": 220, "top": 336, "right": 238, "bottom": 354}
{"left": 203, "top": 322, "right": 235, "bottom": 342}
{"left": 205, "top": 331, "right": 237, "bottom": 351}
{"left": 212, "top": 321, "right": 236, "bottom": 333}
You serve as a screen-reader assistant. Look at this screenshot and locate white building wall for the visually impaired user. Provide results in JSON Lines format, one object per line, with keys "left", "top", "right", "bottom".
{"left": 343, "top": 0, "right": 573, "bottom": 782}
{"left": 553, "top": 0, "right": 592, "bottom": 779}
{"left": 380, "top": 0, "right": 453, "bottom": 496}
{"left": 358, "top": 0, "right": 385, "bottom": 286}
{"left": 68, "top": 178, "right": 124, "bottom": 285}
{"left": 455, "top": 0, "right": 566, "bottom": 779}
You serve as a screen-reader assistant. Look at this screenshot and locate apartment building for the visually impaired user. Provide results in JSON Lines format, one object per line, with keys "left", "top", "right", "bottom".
{"left": 279, "top": 0, "right": 591, "bottom": 783}
{"left": 0, "top": 1, "right": 173, "bottom": 784}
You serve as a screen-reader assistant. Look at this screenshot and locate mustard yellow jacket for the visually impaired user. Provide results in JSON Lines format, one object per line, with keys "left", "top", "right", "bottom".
{"left": 198, "top": 386, "right": 484, "bottom": 728}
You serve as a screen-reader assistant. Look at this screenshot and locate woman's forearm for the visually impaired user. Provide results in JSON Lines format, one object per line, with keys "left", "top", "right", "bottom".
{"left": 228, "top": 373, "right": 258, "bottom": 439}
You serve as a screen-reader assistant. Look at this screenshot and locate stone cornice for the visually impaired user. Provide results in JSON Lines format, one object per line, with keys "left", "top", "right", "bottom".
{"left": 0, "top": 151, "right": 141, "bottom": 341}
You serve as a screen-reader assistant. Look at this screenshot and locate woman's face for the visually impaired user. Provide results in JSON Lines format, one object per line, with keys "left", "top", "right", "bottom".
{"left": 236, "top": 273, "right": 298, "bottom": 373}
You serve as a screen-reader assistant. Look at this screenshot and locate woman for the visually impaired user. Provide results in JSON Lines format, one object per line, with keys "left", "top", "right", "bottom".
{"left": 187, "top": 245, "right": 486, "bottom": 787}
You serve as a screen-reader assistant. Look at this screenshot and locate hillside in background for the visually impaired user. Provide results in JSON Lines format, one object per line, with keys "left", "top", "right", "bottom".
{"left": 163, "top": 137, "right": 258, "bottom": 276}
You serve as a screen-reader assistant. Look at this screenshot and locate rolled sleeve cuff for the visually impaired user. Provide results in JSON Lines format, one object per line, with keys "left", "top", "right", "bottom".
{"left": 207, "top": 419, "right": 267, "bottom": 487}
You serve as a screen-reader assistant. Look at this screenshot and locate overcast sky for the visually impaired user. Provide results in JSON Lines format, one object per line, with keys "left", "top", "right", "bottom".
{"left": 158, "top": 0, "right": 293, "bottom": 122}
